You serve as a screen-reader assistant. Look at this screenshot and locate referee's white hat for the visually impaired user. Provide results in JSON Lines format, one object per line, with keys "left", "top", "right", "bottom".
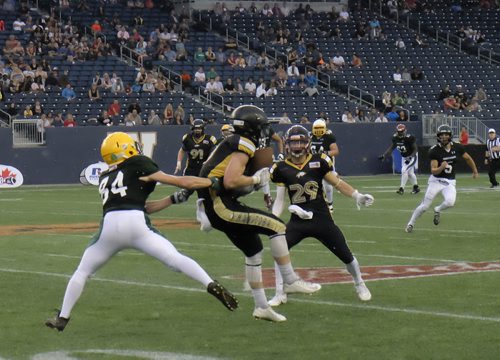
{"left": 488, "top": 128, "right": 496, "bottom": 134}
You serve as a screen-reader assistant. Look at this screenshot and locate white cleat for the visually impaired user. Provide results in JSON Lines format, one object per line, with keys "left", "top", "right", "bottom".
{"left": 253, "top": 307, "right": 287, "bottom": 322}
{"left": 355, "top": 282, "right": 372, "bottom": 301}
{"left": 268, "top": 293, "right": 288, "bottom": 307}
{"left": 284, "top": 279, "right": 322, "bottom": 294}
{"left": 405, "top": 224, "right": 413, "bottom": 233}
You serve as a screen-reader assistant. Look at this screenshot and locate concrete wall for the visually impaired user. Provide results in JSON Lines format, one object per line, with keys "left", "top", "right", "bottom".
{"left": 1, "top": 122, "right": 432, "bottom": 185}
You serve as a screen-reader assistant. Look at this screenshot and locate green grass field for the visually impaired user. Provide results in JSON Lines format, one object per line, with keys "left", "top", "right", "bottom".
{"left": 1, "top": 174, "right": 499, "bottom": 360}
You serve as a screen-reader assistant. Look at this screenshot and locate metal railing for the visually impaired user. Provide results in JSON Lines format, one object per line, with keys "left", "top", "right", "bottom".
{"left": 198, "top": 86, "right": 226, "bottom": 113}
{"left": 421, "top": 114, "right": 490, "bottom": 145}
{"left": 347, "top": 85, "right": 375, "bottom": 108}
{"left": 12, "top": 119, "right": 45, "bottom": 147}
{"left": 156, "top": 65, "right": 183, "bottom": 92}
{"left": 0, "top": 109, "right": 12, "bottom": 128}
{"left": 120, "top": 45, "right": 144, "bottom": 69}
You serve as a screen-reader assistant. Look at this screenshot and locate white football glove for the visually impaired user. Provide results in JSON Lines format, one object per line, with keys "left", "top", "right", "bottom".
{"left": 277, "top": 153, "right": 285, "bottom": 161}
{"left": 352, "top": 190, "right": 374, "bottom": 210}
{"left": 252, "top": 167, "right": 270, "bottom": 188}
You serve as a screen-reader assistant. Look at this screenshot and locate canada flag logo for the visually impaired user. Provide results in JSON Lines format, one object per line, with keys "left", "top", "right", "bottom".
{"left": 0, "top": 165, "right": 24, "bottom": 188}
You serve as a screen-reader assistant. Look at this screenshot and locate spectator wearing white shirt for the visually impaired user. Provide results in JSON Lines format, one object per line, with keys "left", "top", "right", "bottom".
{"left": 395, "top": 38, "right": 405, "bottom": 49}
{"left": 244, "top": 77, "right": 256, "bottom": 94}
{"left": 256, "top": 81, "right": 267, "bottom": 98}
{"left": 341, "top": 111, "right": 355, "bottom": 123}
{"left": 374, "top": 111, "right": 388, "bottom": 123}
{"left": 12, "top": 18, "right": 26, "bottom": 32}
{"left": 333, "top": 55, "right": 345, "bottom": 68}
{"left": 287, "top": 62, "right": 300, "bottom": 78}
{"left": 194, "top": 66, "right": 206, "bottom": 85}
{"left": 339, "top": 8, "right": 350, "bottom": 22}
{"left": 393, "top": 68, "right": 402, "bottom": 82}
{"left": 205, "top": 78, "right": 217, "bottom": 94}
{"left": 213, "top": 76, "right": 224, "bottom": 94}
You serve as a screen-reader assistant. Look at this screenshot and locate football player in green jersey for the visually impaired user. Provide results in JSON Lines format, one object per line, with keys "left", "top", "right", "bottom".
{"left": 269, "top": 125, "right": 374, "bottom": 306}
{"left": 45, "top": 132, "right": 238, "bottom": 332}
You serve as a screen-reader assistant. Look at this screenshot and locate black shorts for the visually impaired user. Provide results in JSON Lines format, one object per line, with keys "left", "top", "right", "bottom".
{"left": 199, "top": 189, "right": 286, "bottom": 257}
{"left": 286, "top": 213, "right": 354, "bottom": 264}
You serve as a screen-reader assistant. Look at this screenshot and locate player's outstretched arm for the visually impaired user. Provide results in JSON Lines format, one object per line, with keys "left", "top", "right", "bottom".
{"left": 324, "top": 171, "right": 374, "bottom": 209}
{"left": 463, "top": 153, "right": 479, "bottom": 178}
{"left": 140, "top": 171, "right": 215, "bottom": 189}
{"left": 145, "top": 196, "right": 173, "bottom": 214}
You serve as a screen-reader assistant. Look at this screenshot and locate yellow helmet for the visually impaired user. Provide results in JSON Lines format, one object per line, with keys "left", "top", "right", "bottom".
{"left": 312, "top": 119, "right": 327, "bottom": 137}
{"left": 100, "top": 132, "right": 141, "bottom": 165}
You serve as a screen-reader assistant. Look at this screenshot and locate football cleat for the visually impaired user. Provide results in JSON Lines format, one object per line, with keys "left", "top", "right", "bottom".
{"left": 405, "top": 224, "right": 414, "bottom": 233}
{"left": 396, "top": 187, "right": 404, "bottom": 195}
{"left": 327, "top": 202, "right": 334, "bottom": 213}
{"left": 433, "top": 211, "right": 440, "bottom": 225}
{"left": 264, "top": 194, "right": 273, "bottom": 211}
{"left": 268, "top": 293, "right": 288, "bottom": 307}
{"left": 411, "top": 185, "right": 421, "bottom": 194}
{"left": 45, "top": 310, "right": 70, "bottom": 332}
{"left": 207, "top": 280, "right": 239, "bottom": 311}
{"left": 355, "top": 282, "right": 372, "bottom": 301}
{"left": 253, "top": 307, "right": 287, "bottom": 322}
{"left": 284, "top": 279, "right": 321, "bottom": 294}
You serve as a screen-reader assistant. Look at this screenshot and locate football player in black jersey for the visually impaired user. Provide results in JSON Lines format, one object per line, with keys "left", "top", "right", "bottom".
{"left": 197, "top": 105, "right": 320, "bottom": 322}
{"left": 310, "top": 119, "right": 339, "bottom": 212}
{"left": 406, "top": 125, "right": 478, "bottom": 232}
{"left": 173, "top": 119, "right": 217, "bottom": 200}
{"left": 45, "top": 132, "right": 238, "bottom": 332}
{"left": 379, "top": 124, "right": 420, "bottom": 195}
{"left": 268, "top": 125, "right": 374, "bottom": 306}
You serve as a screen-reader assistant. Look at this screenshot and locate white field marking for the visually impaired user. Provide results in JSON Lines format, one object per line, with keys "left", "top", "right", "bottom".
{"left": 342, "top": 224, "right": 494, "bottom": 235}
{"left": 388, "top": 236, "right": 431, "bottom": 241}
{"left": 45, "top": 253, "right": 81, "bottom": 259}
{"left": 32, "top": 349, "right": 225, "bottom": 360}
{"left": 0, "top": 198, "right": 23, "bottom": 202}
{"left": 3, "top": 267, "right": 500, "bottom": 324}
{"left": 354, "top": 253, "right": 461, "bottom": 263}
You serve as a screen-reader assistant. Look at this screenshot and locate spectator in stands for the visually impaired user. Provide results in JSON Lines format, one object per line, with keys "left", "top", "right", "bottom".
{"left": 98, "top": 110, "right": 113, "bottom": 126}
{"left": 332, "top": 53, "right": 346, "bottom": 70}
{"left": 12, "top": 17, "right": 26, "bottom": 32}
{"left": 393, "top": 68, "right": 402, "bottom": 82}
{"left": 354, "top": 108, "right": 368, "bottom": 122}
{"left": 443, "top": 96, "right": 461, "bottom": 110}
{"left": 474, "top": 86, "right": 487, "bottom": 102}
{"left": 100, "top": 73, "right": 113, "bottom": 91}
{"left": 414, "top": 35, "right": 428, "bottom": 47}
{"left": 256, "top": 51, "right": 271, "bottom": 70}
{"left": 41, "top": 114, "right": 52, "bottom": 128}
{"left": 455, "top": 87, "right": 468, "bottom": 109}
{"left": 374, "top": 111, "right": 388, "bottom": 123}
{"left": 223, "top": 78, "right": 235, "bottom": 94}
{"left": 392, "top": 91, "right": 405, "bottom": 106}
{"left": 172, "top": 113, "right": 183, "bottom": 125}
{"left": 125, "top": 109, "right": 141, "bottom": 126}
{"left": 205, "top": 46, "right": 216, "bottom": 62}
{"left": 128, "top": 101, "right": 141, "bottom": 114}
{"left": 163, "top": 103, "right": 174, "bottom": 123}
{"left": 401, "top": 68, "right": 412, "bottom": 82}
{"left": 266, "top": 79, "right": 278, "bottom": 97}
{"left": 111, "top": 73, "right": 124, "bottom": 93}
{"left": 398, "top": 110, "right": 409, "bottom": 121}
{"left": 148, "top": 110, "right": 162, "bottom": 125}
{"left": 342, "top": 111, "right": 355, "bottom": 123}
{"left": 33, "top": 100, "right": 44, "bottom": 117}
{"left": 369, "top": 17, "right": 382, "bottom": 39}
{"left": 395, "top": 37, "right": 405, "bottom": 49}
{"left": 117, "top": 26, "right": 130, "bottom": 45}
{"left": 215, "top": 47, "right": 226, "bottom": 63}
{"left": 163, "top": 45, "right": 177, "bottom": 62}
{"left": 386, "top": 107, "right": 400, "bottom": 121}
{"left": 3, "top": 34, "right": 24, "bottom": 56}
{"left": 382, "top": 91, "right": 393, "bottom": 112}
{"left": 227, "top": 52, "right": 238, "bottom": 67}
{"left": 460, "top": 127, "right": 469, "bottom": 145}
{"left": 410, "top": 66, "right": 424, "bottom": 80}
{"left": 91, "top": 20, "right": 102, "bottom": 36}
{"left": 467, "top": 99, "right": 482, "bottom": 112}
{"left": 236, "top": 53, "right": 246, "bottom": 68}
{"left": 299, "top": 115, "right": 310, "bottom": 124}
{"left": 58, "top": 70, "right": 70, "bottom": 88}
{"left": 107, "top": 99, "right": 121, "bottom": 119}
{"left": 174, "top": 103, "right": 185, "bottom": 123}
{"left": 194, "top": 47, "right": 206, "bottom": 63}
{"left": 244, "top": 77, "right": 256, "bottom": 94}
{"left": 176, "top": 47, "right": 188, "bottom": 61}
{"left": 52, "top": 113, "right": 64, "bottom": 127}
{"left": 63, "top": 113, "right": 77, "bottom": 127}
{"left": 303, "top": 70, "right": 319, "bottom": 97}
{"left": 194, "top": 66, "right": 206, "bottom": 87}
{"left": 338, "top": 7, "right": 350, "bottom": 22}
{"left": 142, "top": 73, "right": 156, "bottom": 93}
{"left": 88, "top": 83, "right": 102, "bottom": 102}
{"left": 354, "top": 21, "right": 367, "bottom": 39}
{"left": 23, "top": 105, "right": 33, "bottom": 117}
{"left": 61, "top": 84, "right": 76, "bottom": 101}
{"left": 351, "top": 54, "right": 363, "bottom": 68}
{"left": 255, "top": 80, "right": 267, "bottom": 98}
{"left": 437, "top": 85, "right": 452, "bottom": 100}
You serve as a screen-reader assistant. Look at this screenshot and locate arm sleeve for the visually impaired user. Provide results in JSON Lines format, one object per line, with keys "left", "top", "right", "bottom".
{"left": 272, "top": 186, "right": 287, "bottom": 217}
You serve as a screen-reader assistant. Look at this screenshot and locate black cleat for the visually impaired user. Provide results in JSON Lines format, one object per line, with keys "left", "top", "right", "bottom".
{"left": 396, "top": 187, "right": 404, "bottom": 195}
{"left": 433, "top": 211, "right": 440, "bottom": 225}
{"left": 45, "top": 310, "right": 70, "bottom": 332}
{"left": 411, "top": 185, "right": 421, "bottom": 194}
{"left": 207, "top": 280, "right": 239, "bottom": 311}
{"left": 264, "top": 194, "right": 274, "bottom": 211}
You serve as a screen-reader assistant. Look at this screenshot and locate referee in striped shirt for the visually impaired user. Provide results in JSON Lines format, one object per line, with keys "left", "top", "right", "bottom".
{"left": 485, "top": 128, "right": 500, "bottom": 188}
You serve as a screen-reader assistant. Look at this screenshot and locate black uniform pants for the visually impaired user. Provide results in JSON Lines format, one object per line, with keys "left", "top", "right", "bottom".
{"left": 488, "top": 158, "right": 499, "bottom": 186}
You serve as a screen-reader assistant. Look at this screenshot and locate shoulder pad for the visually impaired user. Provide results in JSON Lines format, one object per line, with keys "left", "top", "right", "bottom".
{"left": 237, "top": 135, "right": 256, "bottom": 157}
{"left": 210, "top": 135, "right": 217, "bottom": 144}
{"left": 182, "top": 134, "right": 188, "bottom": 141}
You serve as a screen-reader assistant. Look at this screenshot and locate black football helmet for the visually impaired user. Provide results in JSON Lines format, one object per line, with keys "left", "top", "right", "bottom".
{"left": 191, "top": 119, "right": 205, "bottom": 138}
{"left": 230, "top": 105, "right": 269, "bottom": 146}
{"left": 437, "top": 124, "right": 452, "bottom": 145}
{"left": 285, "top": 125, "right": 310, "bottom": 158}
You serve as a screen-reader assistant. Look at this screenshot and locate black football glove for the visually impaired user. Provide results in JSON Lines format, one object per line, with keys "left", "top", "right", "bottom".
{"left": 378, "top": 155, "right": 385, "bottom": 161}
{"left": 170, "top": 189, "right": 190, "bottom": 204}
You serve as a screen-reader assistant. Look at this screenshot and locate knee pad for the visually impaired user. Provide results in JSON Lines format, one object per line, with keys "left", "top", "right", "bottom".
{"left": 245, "top": 251, "right": 263, "bottom": 283}
{"left": 269, "top": 233, "right": 290, "bottom": 258}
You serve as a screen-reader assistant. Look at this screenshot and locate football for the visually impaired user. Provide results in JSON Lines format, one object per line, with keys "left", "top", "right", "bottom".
{"left": 249, "top": 147, "right": 274, "bottom": 173}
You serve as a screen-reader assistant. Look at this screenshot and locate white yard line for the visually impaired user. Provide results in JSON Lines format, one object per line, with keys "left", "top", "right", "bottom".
{"left": 1, "top": 267, "right": 499, "bottom": 324}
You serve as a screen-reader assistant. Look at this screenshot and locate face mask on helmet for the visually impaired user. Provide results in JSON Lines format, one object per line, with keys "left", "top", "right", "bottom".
{"left": 312, "top": 119, "right": 326, "bottom": 137}
{"left": 396, "top": 124, "right": 406, "bottom": 138}
{"left": 101, "top": 132, "right": 142, "bottom": 165}
{"left": 285, "top": 125, "right": 310, "bottom": 158}
{"left": 221, "top": 124, "right": 234, "bottom": 138}
{"left": 191, "top": 119, "right": 205, "bottom": 138}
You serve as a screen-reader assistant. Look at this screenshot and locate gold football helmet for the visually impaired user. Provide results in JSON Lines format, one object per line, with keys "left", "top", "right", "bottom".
{"left": 312, "top": 119, "right": 327, "bottom": 137}
{"left": 100, "top": 132, "right": 141, "bottom": 165}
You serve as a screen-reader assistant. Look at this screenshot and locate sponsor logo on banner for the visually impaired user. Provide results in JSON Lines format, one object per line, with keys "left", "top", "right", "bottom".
{"left": 80, "top": 162, "right": 109, "bottom": 186}
{"left": 0, "top": 165, "right": 24, "bottom": 188}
